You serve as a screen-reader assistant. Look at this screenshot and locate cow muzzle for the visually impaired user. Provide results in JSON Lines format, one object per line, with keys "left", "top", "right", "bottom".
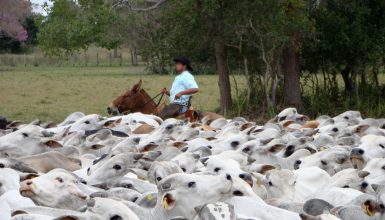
{"left": 19, "top": 180, "right": 35, "bottom": 197}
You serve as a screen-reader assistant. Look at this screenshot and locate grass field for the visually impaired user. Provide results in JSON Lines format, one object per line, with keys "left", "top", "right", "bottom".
{"left": 0, "top": 66, "right": 246, "bottom": 122}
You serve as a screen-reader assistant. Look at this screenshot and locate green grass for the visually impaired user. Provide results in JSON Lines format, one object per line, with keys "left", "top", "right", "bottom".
{"left": 0, "top": 66, "right": 246, "bottom": 122}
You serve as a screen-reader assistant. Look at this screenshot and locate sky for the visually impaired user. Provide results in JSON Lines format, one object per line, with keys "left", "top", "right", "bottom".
{"left": 30, "top": 0, "right": 52, "bottom": 15}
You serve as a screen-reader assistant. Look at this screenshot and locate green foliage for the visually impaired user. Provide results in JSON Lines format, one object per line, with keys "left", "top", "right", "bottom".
{"left": 38, "top": 0, "right": 120, "bottom": 56}
{"left": 302, "top": 0, "right": 385, "bottom": 73}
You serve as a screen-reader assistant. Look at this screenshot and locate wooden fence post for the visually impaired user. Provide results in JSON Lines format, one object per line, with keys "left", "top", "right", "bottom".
{"left": 119, "top": 53, "right": 122, "bottom": 66}
{"left": 84, "top": 52, "right": 88, "bottom": 66}
{"left": 109, "top": 52, "right": 112, "bottom": 66}
{"left": 96, "top": 53, "right": 99, "bottom": 66}
{"left": 12, "top": 55, "right": 16, "bottom": 67}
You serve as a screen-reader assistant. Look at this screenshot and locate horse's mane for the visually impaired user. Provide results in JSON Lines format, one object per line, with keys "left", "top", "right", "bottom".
{"left": 139, "top": 89, "right": 156, "bottom": 106}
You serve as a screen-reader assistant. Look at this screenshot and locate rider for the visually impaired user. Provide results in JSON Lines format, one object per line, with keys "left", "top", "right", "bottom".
{"left": 158, "top": 57, "right": 199, "bottom": 119}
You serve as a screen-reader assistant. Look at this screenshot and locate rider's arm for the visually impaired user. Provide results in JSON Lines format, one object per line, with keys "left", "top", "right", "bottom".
{"left": 179, "top": 88, "right": 199, "bottom": 96}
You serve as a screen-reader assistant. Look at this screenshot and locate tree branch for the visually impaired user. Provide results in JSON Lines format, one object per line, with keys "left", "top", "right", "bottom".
{"left": 113, "top": 0, "right": 167, "bottom": 11}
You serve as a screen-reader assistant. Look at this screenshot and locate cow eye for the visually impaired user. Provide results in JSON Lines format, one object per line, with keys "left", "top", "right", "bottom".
{"left": 336, "top": 157, "right": 346, "bottom": 164}
{"left": 380, "top": 144, "right": 385, "bottom": 149}
{"left": 56, "top": 177, "right": 64, "bottom": 183}
{"left": 279, "top": 116, "right": 287, "bottom": 121}
{"left": 84, "top": 121, "right": 90, "bottom": 124}
{"left": 344, "top": 116, "right": 349, "bottom": 120}
{"left": 113, "top": 164, "right": 121, "bottom": 170}
{"left": 268, "top": 181, "right": 273, "bottom": 186}
{"left": 242, "top": 147, "right": 250, "bottom": 153}
{"left": 156, "top": 177, "right": 162, "bottom": 182}
{"left": 181, "top": 167, "right": 186, "bottom": 172}
{"left": 0, "top": 163, "right": 4, "bottom": 168}
{"left": 165, "top": 125, "right": 173, "bottom": 130}
{"left": 382, "top": 165, "right": 385, "bottom": 170}
{"left": 22, "top": 133, "right": 28, "bottom": 138}
{"left": 343, "top": 185, "right": 350, "bottom": 188}
{"left": 321, "top": 160, "right": 327, "bottom": 166}
{"left": 214, "top": 167, "right": 221, "bottom": 172}
{"left": 187, "top": 181, "right": 196, "bottom": 188}
{"left": 122, "top": 183, "right": 133, "bottom": 189}
{"left": 332, "top": 127, "right": 339, "bottom": 132}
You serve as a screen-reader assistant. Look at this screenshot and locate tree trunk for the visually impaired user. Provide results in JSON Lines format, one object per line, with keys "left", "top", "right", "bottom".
{"left": 372, "top": 64, "right": 379, "bottom": 88}
{"left": 130, "top": 46, "right": 138, "bottom": 66}
{"left": 341, "top": 66, "right": 355, "bottom": 93}
{"left": 215, "top": 38, "right": 232, "bottom": 115}
{"left": 113, "top": 48, "right": 118, "bottom": 58}
{"left": 282, "top": 46, "right": 302, "bottom": 111}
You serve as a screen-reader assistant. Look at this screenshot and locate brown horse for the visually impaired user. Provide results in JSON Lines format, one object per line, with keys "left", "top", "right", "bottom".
{"left": 107, "top": 80, "right": 223, "bottom": 121}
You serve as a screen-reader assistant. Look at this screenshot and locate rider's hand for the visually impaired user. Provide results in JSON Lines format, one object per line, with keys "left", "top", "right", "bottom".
{"left": 161, "top": 88, "right": 168, "bottom": 94}
{"left": 175, "top": 92, "right": 182, "bottom": 99}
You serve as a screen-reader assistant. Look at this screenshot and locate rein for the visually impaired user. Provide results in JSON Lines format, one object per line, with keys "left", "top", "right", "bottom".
{"left": 142, "top": 92, "right": 165, "bottom": 108}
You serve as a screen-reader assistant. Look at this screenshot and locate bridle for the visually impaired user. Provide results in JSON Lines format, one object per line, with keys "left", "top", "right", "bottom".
{"left": 118, "top": 91, "right": 165, "bottom": 115}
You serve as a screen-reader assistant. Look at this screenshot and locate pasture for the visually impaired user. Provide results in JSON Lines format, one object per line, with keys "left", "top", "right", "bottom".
{"left": 0, "top": 66, "right": 246, "bottom": 122}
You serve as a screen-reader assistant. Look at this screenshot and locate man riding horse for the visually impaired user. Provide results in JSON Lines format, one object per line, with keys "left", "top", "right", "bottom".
{"left": 158, "top": 57, "right": 199, "bottom": 119}
{"left": 107, "top": 57, "right": 223, "bottom": 121}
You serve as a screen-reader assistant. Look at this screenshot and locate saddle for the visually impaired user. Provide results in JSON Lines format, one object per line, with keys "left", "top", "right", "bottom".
{"left": 184, "top": 108, "right": 201, "bottom": 122}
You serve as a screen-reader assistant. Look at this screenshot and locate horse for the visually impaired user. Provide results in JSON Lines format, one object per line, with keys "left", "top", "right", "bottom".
{"left": 107, "top": 80, "right": 223, "bottom": 121}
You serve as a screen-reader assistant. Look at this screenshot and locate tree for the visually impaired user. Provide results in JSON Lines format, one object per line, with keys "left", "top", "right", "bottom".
{"left": 302, "top": 0, "right": 385, "bottom": 93}
{"left": 38, "top": 0, "right": 120, "bottom": 56}
{"left": 0, "top": 0, "right": 31, "bottom": 41}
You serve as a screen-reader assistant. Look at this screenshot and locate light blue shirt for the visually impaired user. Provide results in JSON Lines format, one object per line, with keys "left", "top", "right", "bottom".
{"left": 169, "top": 71, "right": 198, "bottom": 105}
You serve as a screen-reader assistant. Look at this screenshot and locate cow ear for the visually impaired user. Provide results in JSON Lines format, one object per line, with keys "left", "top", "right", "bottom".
{"left": 132, "top": 80, "right": 142, "bottom": 93}
{"left": 143, "top": 143, "right": 158, "bottom": 152}
{"left": 13, "top": 162, "right": 38, "bottom": 174}
{"left": 192, "top": 153, "right": 200, "bottom": 161}
{"left": 267, "top": 144, "right": 285, "bottom": 153}
{"left": 54, "top": 216, "right": 79, "bottom": 220}
{"left": 260, "top": 138, "right": 273, "bottom": 145}
{"left": 200, "top": 157, "right": 209, "bottom": 165}
{"left": 11, "top": 210, "right": 28, "bottom": 216}
{"left": 259, "top": 165, "right": 277, "bottom": 174}
{"left": 358, "top": 171, "right": 370, "bottom": 178}
{"left": 133, "top": 153, "right": 144, "bottom": 160}
{"left": 169, "top": 217, "right": 188, "bottom": 220}
{"left": 93, "top": 129, "right": 112, "bottom": 140}
{"left": 128, "top": 168, "right": 148, "bottom": 180}
{"left": 139, "top": 160, "right": 152, "bottom": 171}
{"left": 104, "top": 118, "right": 122, "bottom": 128}
{"left": 90, "top": 144, "right": 105, "bottom": 150}
{"left": 371, "top": 184, "right": 381, "bottom": 192}
{"left": 142, "top": 151, "right": 162, "bottom": 161}
{"left": 20, "top": 173, "right": 39, "bottom": 181}
{"left": 173, "top": 141, "right": 187, "bottom": 148}
{"left": 354, "top": 124, "right": 370, "bottom": 135}
{"left": 42, "top": 140, "right": 63, "bottom": 148}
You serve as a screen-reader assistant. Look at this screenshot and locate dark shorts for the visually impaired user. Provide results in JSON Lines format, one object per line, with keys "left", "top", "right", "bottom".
{"left": 158, "top": 104, "right": 184, "bottom": 119}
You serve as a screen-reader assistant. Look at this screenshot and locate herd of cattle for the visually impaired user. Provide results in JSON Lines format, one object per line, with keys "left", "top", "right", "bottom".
{"left": 0, "top": 108, "right": 385, "bottom": 220}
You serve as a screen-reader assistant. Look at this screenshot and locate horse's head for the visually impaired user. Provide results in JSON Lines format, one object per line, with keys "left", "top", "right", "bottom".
{"left": 107, "top": 80, "right": 153, "bottom": 115}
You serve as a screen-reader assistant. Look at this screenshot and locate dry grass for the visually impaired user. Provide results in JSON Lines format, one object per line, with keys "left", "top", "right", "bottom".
{"left": 0, "top": 66, "right": 246, "bottom": 122}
